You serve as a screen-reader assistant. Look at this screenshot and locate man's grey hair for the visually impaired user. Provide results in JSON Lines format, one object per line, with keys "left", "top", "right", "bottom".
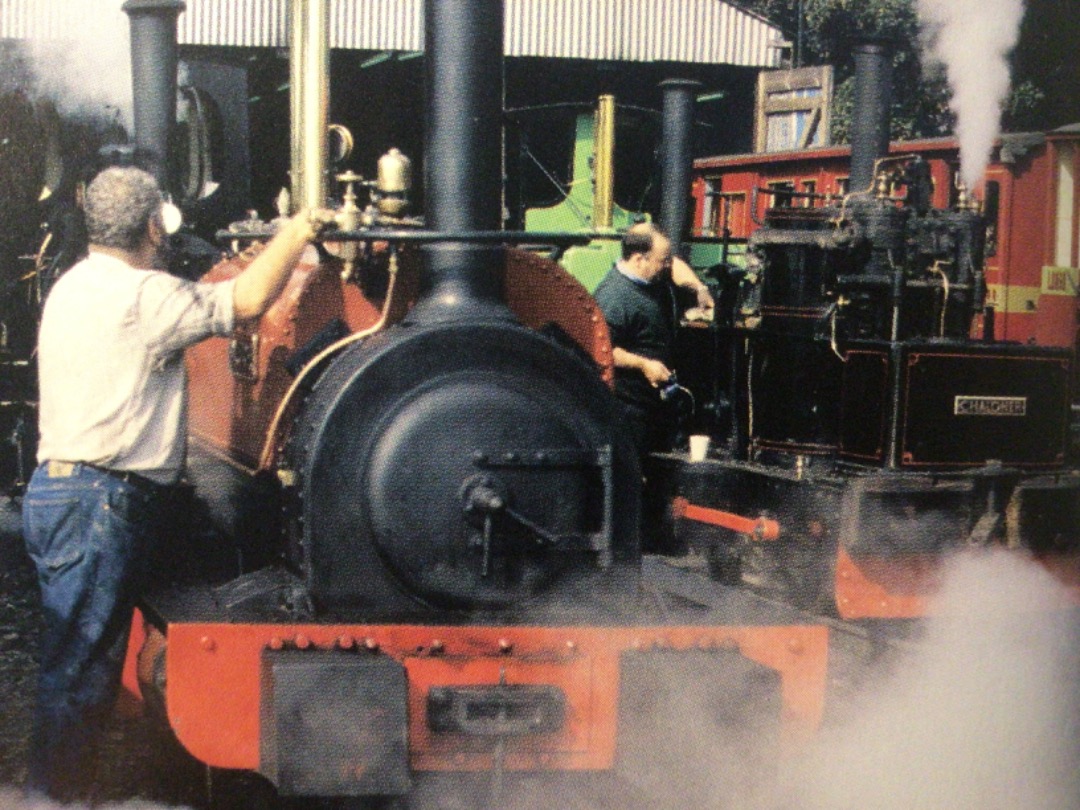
{"left": 84, "top": 167, "right": 164, "bottom": 250}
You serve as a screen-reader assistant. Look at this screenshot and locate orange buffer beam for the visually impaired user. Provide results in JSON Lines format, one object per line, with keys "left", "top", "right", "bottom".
{"left": 835, "top": 547, "right": 1080, "bottom": 619}
{"left": 159, "top": 621, "right": 827, "bottom": 773}
{"left": 673, "top": 497, "right": 781, "bottom": 541}
{"left": 834, "top": 547, "right": 939, "bottom": 619}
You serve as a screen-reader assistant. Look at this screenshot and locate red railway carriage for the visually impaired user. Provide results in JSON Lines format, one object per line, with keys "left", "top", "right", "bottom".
{"left": 690, "top": 126, "right": 1080, "bottom": 351}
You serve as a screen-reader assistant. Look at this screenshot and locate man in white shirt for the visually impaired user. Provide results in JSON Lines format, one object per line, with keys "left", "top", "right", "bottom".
{"left": 21, "top": 166, "right": 320, "bottom": 800}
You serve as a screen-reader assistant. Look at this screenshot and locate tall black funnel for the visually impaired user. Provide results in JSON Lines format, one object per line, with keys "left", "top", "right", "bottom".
{"left": 413, "top": 0, "right": 508, "bottom": 324}
{"left": 122, "top": 0, "right": 185, "bottom": 190}
{"left": 659, "top": 78, "right": 702, "bottom": 257}
{"left": 849, "top": 40, "right": 893, "bottom": 195}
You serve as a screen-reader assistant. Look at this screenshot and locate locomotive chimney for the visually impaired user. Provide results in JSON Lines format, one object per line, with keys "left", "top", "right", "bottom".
{"left": 849, "top": 39, "right": 894, "bottom": 194}
{"left": 289, "top": 0, "right": 330, "bottom": 213}
{"left": 411, "top": 0, "right": 509, "bottom": 323}
{"left": 658, "top": 78, "right": 702, "bottom": 257}
{"left": 122, "top": 0, "right": 185, "bottom": 190}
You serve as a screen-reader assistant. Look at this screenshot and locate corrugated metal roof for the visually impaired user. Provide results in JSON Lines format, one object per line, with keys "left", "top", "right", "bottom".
{"left": 0, "top": 0, "right": 126, "bottom": 40}
{"left": 0, "top": 0, "right": 783, "bottom": 67}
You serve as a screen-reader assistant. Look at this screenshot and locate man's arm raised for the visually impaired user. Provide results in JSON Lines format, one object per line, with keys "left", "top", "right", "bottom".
{"left": 232, "top": 211, "right": 323, "bottom": 320}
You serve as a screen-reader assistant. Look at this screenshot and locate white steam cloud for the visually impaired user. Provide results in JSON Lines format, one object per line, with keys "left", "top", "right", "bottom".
{"left": 776, "top": 550, "right": 1080, "bottom": 810}
{"left": 0, "top": 788, "right": 192, "bottom": 810}
{"left": 18, "top": 0, "right": 132, "bottom": 130}
{"left": 917, "top": 0, "right": 1025, "bottom": 189}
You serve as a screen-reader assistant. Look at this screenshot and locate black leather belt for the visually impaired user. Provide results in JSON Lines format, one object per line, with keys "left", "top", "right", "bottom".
{"left": 46, "top": 460, "right": 166, "bottom": 494}
{"left": 84, "top": 463, "right": 164, "bottom": 493}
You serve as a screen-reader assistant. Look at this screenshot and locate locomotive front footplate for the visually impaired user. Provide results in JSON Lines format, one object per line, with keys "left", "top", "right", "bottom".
{"left": 126, "top": 560, "right": 828, "bottom": 798}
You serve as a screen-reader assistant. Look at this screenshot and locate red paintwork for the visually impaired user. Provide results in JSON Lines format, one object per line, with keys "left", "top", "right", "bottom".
{"left": 835, "top": 547, "right": 1080, "bottom": 619}
{"left": 187, "top": 246, "right": 613, "bottom": 472}
{"left": 502, "top": 249, "right": 615, "bottom": 387}
{"left": 153, "top": 621, "right": 827, "bottom": 772}
{"left": 834, "top": 547, "right": 941, "bottom": 619}
{"left": 672, "top": 497, "right": 781, "bottom": 541}
{"left": 187, "top": 245, "right": 393, "bottom": 468}
{"left": 117, "top": 608, "right": 147, "bottom": 716}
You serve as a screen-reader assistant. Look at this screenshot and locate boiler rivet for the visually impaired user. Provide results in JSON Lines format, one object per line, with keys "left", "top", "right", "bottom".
{"left": 268, "top": 637, "right": 284, "bottom": 651}
{"left": 565, "top": 640, "right": 576, "bottom": 651}
{"left": 338, "top": 635, "right": 355, "bottom": 650}
{"left": 498, "top": 638, "right": 513, "bottom": 653}
{"left": 431, "top": 639, "right": 444, "bottom": 653}
{"left": 295, "top": 634, "right": 311, "bottom": 649}
{"left": 364, "top": 637, "right": 379, "bottom": 651}
{"left": 200, "top": 636, "right": 216, "bottom": 652}
{"left": 787, "top": 638, "right": 804, "bottom": 655}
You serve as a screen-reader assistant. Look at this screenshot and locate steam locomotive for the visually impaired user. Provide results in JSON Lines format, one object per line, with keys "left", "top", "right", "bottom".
{"left": 666, "top": 42, "right": 1080, "bottom": 618}
{"left": 95, "top": 1, "right": 829, "bottom": 807}
{"left": 8, "top": 0, "right": 1074, "bottom": 803}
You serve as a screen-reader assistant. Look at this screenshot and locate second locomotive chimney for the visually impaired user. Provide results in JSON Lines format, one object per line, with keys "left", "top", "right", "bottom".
{"left": 411, "top": 0, "right": 508, "bottom": 323}
{"left": 658, "top": 78, "right": 702, "bottom": 257}
{"left": 122, "top": 0, "right": 185, "bottom": 190}
{"left": 849, "top": 39, "right": 894, "bottom": 194}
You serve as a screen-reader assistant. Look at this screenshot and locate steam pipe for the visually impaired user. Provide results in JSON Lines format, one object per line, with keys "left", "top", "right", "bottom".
{"left": 289, "top": 0, "right": 330, "bottom": 214}
{"left": 849, "top": 40, "right": 893, "bottom": 194}
{"left": 122, "top": 0, "right": 185, "bottom": 190}
{"left": 658, "top": 79, "right": 702, "bottom": 257}
{"left": 413, "top": 0, "right": 508, "bottom": 323}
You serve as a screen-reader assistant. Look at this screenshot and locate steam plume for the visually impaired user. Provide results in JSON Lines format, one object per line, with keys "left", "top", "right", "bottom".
{"left": 0, "top": 788, "right": 193, "bottom": 810}
{"left": 17, "top": 0, "right": 132, "bottom": 130}
{"left": 917, "top": 0, "right": 1025, "bottom": 189}
{"left": 778, "top": 550, "right": 1080, "bottom": 809}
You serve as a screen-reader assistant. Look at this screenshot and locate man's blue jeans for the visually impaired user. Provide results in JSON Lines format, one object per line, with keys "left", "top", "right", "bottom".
{"left": 21, "top": 461, "right": 159, "bottom": 800}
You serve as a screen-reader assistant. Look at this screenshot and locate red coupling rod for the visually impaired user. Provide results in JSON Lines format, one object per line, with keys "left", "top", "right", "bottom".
{"left": 672, "top": 497, "right": 780, "bottom": 541}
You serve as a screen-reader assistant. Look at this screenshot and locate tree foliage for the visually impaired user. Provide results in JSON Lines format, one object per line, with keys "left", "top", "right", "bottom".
{"left": 1007, "top": 0, "right": 1080, "bottom": 131}
{"left": 738, "top": 0, "right": 1070, "bottom": 142}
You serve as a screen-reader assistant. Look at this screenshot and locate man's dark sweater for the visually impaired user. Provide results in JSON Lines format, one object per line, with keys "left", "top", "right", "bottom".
{"left": 593, "top": 263, "right": 677, "bottom": 412}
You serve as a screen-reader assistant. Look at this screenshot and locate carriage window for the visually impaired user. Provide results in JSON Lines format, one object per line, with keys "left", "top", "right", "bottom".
{"left": 698, "top": 182, "right": 746, "bottom": 238}
{"left": 835, "top": 177, "right": 849, "bottom": 196}
{"left": 801, "top": 180, "right": 817, "bottom": 207}
{"left": 701, "top": 179, "right": 719, "bottom": 235}
{"left": 716, "top": 192, "right": 746, "bottom": 237}
{"left": 767, "top": 181, "right": 796, "bottom": 208}
{"left": 983, "top": 181, "right": 1000, "bottom": 258}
